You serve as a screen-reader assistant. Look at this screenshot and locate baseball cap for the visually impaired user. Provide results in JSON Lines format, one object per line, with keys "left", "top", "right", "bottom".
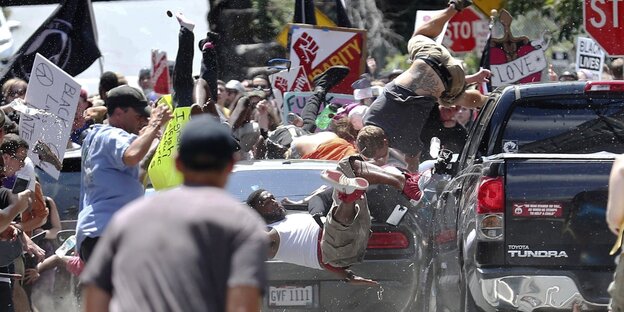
{"left": 225, "top": 80, "right": 245, "bottom": 93}
{"left": 105, "top": 85, "right": 151, "bottom": 117}
{"left": 178, "top": 115, "right": 240, "bottom": 170}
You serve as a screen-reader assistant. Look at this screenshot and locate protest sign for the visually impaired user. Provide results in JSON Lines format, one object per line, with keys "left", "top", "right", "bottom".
{"left": 288, "top": 24, "right": 366, "bottom": 94}
{"left": 147, "top": 95, "right": 192, "bottom": 190}
{"left": 20, "top": 53, "right": 80, "bottom": 180}
{"left": 151, "top": 49, "right": 171, "bottom": 94}
{"left": 269, "top": 65, "right": 312, "bottom": 111}
{"left": 575, "top": 37, "right": 605, "bottom": 80}
{"left": 443, "top": 7, "right": 489, "bottom": 53}
{"left": 486, "top": 10, "right": 549, "bottom": 87}
{"left": 282, "top": 91, "right": 355, "bottom": 122}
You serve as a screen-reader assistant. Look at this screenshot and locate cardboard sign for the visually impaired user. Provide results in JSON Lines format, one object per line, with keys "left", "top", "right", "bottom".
{"left": 490, "top": 47, "right": 548, "bottom": 86}
{"left": 147, "top": 95, "right": 191, "bottom": 190}
{"left": 282, "top": 91, "right": 355, "bottom": 122}
{"left": 488, "top": 10, "right": 548, "bottom": 87}
{"left": 268, "top": 65, "right": 312, "bottom": 113}
{"left": 575, "top": 36, "right": 605, "bottom": 80}
{"left": 288, "top": 24, "right": 366, "bottom": 94}
{"left": 20, "top": 53, "right": 80, "bottom": 180}
{"left": 442, "top": 7, "right": 489, "bottom": 53}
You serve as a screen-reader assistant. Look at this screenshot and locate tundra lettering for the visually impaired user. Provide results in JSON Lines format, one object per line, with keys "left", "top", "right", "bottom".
{"left": 508, "top": 250, "right": 568, "bottom": 258}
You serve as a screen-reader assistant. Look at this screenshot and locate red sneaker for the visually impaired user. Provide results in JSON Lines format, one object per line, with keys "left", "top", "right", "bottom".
{"left": 321, "top": 169, "right": 368, "bottom": 194}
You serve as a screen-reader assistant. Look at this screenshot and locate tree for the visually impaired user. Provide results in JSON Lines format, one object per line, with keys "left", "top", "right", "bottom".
{"left": 506, "top": 0, "right": 583, "bottom": 42}
{"left": 347, "top": 0, "right": 403, "bottom": 71}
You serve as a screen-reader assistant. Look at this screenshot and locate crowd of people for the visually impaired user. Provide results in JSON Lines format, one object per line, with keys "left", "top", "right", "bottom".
{"left": 0, "top": 0, "right": 624, "bottom": 311}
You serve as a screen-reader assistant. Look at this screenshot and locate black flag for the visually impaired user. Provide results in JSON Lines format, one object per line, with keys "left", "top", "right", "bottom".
{"left": 294, "top": 0, "right": 317, "bottom": 25}
{"left": 335, "top": 0, "right": 352, "bottom": 28}
{"left": 478, "top": 13, "right": 495, "bottom": 94}
{"left": 0, "top": 0, "right": 101, "bottom": 84}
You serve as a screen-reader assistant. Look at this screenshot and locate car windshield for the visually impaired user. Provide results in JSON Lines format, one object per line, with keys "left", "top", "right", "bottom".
{"left": 36, "top": 154, "right": 81, "bottom": 220}
{"left": 502, "top": 98, "right": 624, "bottom": 154}
{"left": 226, "top": 169, "right": 327, "bottom": 202}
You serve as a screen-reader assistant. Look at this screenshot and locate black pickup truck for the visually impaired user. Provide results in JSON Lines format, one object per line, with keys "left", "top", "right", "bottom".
{"left": 430, "top": 81, "right": 624, "bottom": 311}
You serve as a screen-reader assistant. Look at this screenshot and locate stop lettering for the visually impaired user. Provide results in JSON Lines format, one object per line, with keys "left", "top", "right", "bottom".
{"left": 444, "top": 7, "right": 486, "bottom": 53}
{"left": 584, "top": 0, "right": 624, "bottom": 56}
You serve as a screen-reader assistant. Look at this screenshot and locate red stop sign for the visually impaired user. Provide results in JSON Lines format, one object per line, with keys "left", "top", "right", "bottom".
{"left": 584, "top": 0, "right": 624, "bottom": 56}
{"left": 444, "top": 7, "right": 486, "bottom": 53}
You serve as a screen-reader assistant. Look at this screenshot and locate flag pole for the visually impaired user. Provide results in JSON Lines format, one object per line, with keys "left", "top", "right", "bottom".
{"left": 480, "top": 9, "right": 497, "bottom": 95}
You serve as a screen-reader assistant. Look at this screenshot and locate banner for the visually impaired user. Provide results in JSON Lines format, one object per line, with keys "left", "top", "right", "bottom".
{"left": 485, "top": 10, "right": 548, "bottom": 88}
{"left": 147, "top": 95, "right": 192, "bottom": 190}
{"left": 0, "top": 0, "right": 101, "bottom": 84}
{"left": 20, "top": 53, "right": 80, "bottom": 180}
{"left": 288, "top": 24, "right": 366, "bottom": 94}
{"left": 151, "top": 49, "right": 171, "bottom": 95}
{"left": 282, "top": 91, "right": 355, "bottom": 122}
{"left": 575, "top": 37, "right": 605, "bottom": 80}
{"left": 268, "top": 65, "right": 312, "bottom": 112}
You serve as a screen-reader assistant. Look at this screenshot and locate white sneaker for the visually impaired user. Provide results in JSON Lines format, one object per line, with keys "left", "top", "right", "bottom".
{"left": 321, "top": 169, "right": 368, "bottom": 194}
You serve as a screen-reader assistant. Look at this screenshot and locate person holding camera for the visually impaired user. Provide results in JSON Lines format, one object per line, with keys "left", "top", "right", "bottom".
{"left": 229, "top": 90, "right": 265, "bottom": 160}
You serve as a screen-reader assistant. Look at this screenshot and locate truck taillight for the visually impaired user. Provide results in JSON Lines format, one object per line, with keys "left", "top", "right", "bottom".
{"left": 477, "top": 176, "right": 504, "bottom": 240}
{"left": 477, "top": 177, "right": 504, "bottom": 214}
{"left": 367, "top": 232, "right": 409, "bottom": 249}
{"left": 584, "top": 81, "right": 624, "bottom": 92}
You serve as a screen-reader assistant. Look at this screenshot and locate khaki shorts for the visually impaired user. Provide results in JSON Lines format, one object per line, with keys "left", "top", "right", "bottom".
{"left": 610, "top": 255, "right": 624, "bottom": 311}
{"left": 407, "top": 35, "right": 453, "bottom": 64}
{"left": 407, "top": 35, "right": 466, "bottom": 106}
{"left": 320, "top": 156, "right": 371, "bottom": 268}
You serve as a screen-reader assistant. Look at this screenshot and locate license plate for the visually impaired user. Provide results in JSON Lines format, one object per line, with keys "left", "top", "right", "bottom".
{"left": 268, "top": 285, "right": 317, "bottom": 307}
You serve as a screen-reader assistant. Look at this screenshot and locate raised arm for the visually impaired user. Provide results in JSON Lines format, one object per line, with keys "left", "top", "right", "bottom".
{"left": 123, "top": 104, "right": 172, "bottom": 167}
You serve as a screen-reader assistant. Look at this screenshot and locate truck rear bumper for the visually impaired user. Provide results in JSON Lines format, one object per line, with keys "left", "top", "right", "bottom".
{"left": 478, "top": 273, "right": 609, "bottom": 311}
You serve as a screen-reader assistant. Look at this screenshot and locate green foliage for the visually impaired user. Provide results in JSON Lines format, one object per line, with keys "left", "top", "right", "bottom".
{"left": 462, "top": 51, "right": 480, "bottom": 74}
{"left": 251, "top": 0, "right": 293, "bottom": 40}
{"left": 383, "top": 53, "right": 410, "bottom": 72}
{"left": 553, "top": 0, "right": 584, "bottom": 41}
{"left": 506, "top": 0, "right": 583, "bottom": 42}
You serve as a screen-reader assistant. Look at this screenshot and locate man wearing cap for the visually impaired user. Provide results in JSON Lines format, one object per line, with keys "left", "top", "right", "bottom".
{"left": 81, "top": 115, "right": 267, "bottom": 312}
{"left": 363, "top": 0, "right": 491, "bottom": 172}
{"left": 76, "top": 85, "right": 172, "bottom": 263}
{"left": 224, "top": 79, "right": 245, "bottom": 111}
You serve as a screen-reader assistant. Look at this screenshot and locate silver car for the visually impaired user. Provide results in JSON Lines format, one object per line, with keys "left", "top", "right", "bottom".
{"left": 226, "top": 159, "right": 437, "bottom": 312}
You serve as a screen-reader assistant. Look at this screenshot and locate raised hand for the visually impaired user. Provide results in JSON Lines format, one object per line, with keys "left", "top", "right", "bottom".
{"left": 149, "top": 104, "right": 173, "bottom": 129}
{"left": 466, "top": 68, "right": 492, "bottom": 85}
{"left": 34, "top": 141, "right": 62, "bottom": 171}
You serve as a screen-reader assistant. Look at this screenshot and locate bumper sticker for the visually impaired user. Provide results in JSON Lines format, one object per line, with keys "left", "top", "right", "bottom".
{"left": 512, "top": 202, "right": 563, "bottom": 217}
